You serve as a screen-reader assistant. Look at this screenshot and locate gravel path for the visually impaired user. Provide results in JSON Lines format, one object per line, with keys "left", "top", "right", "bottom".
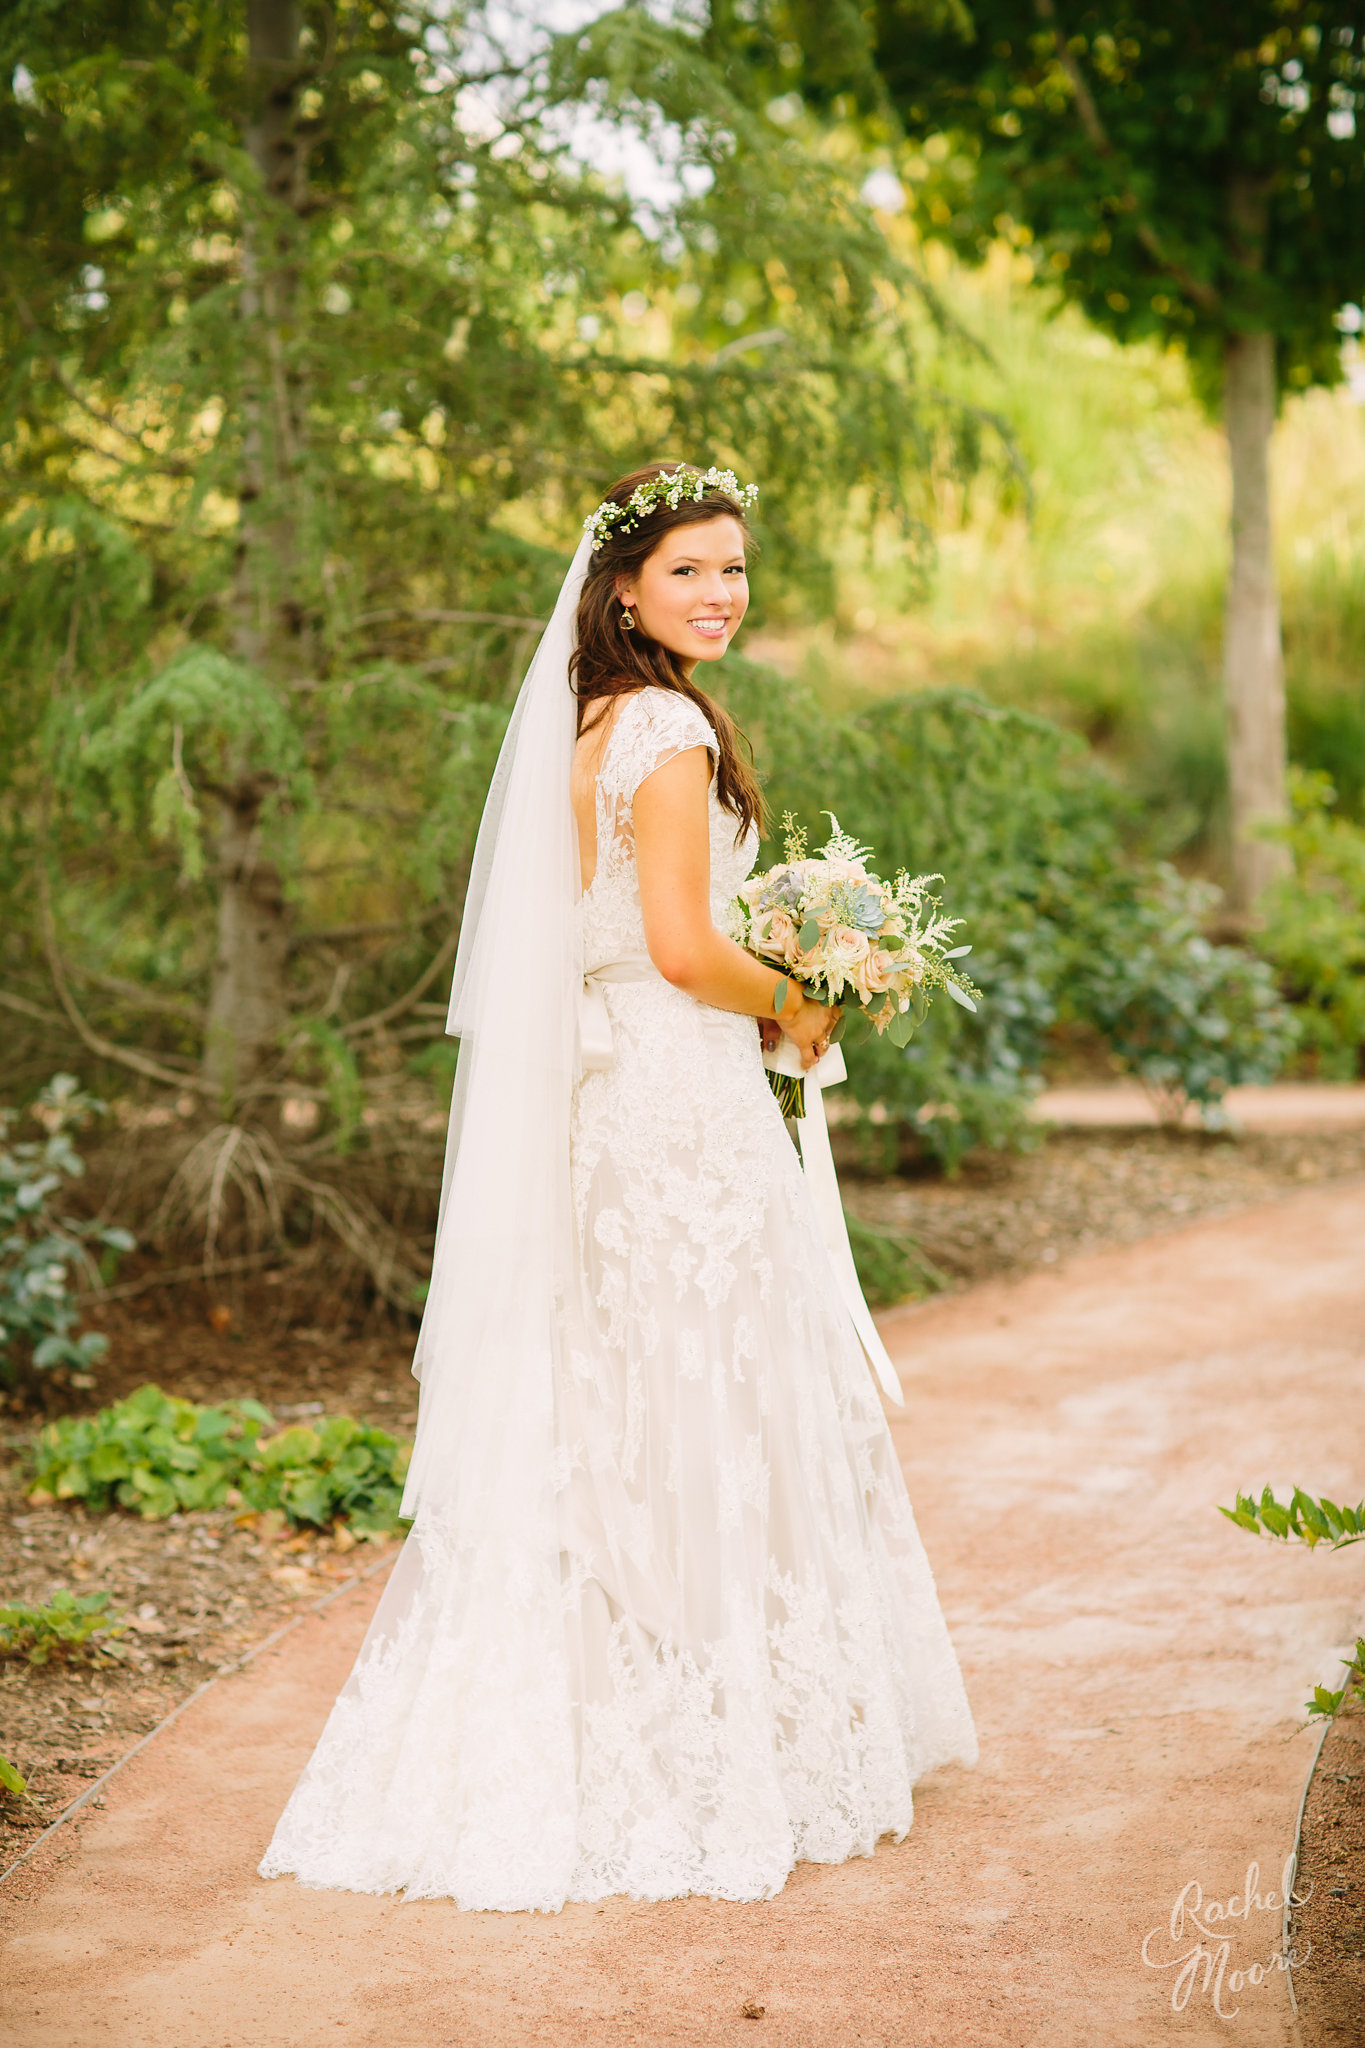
{"left": 3, "top": 1181, "right": 1364, "bottom": 2047}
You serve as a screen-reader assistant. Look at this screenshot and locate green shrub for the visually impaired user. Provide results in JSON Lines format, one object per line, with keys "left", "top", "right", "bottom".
{"left": 727, "top": 674, "right": 1294, "bottom": 1160}
{"left": 239, "top": 1415, "right": 410, "bottom": 1534}
{"left": 1255, "top": 771, "right": 1365, "bottom": 1079}
{"left": 846, "top": 1214, "right": 948, "bottom": 1308}
{"left": 0, "top": 1075, "right": 135, "bottom": 1387}
{"left": 0, "top": 1588, "right": 123, "bottom": 1665}
{"left": 30, "top": 1383, "right": 273, "bottom": 1517}
{"left": 1069, "top": 868, "right": 1295, "bottom": 1123}
{"left": 28, "top": 1383, "right": 410, "bottom": 1534}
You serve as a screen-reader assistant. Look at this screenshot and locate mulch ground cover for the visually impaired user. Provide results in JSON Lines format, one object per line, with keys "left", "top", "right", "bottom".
{"left": 840, "top": 1123, "right": 1365, "bottom": 1287}
{"left": 3, "top": 1120, "right": 1364, "bottom": 1880}
{"left": 1291, "top": 1707, "right": 1365, "bottom": 2046}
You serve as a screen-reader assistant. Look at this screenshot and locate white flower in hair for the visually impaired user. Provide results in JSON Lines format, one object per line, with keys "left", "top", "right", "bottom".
{"left": 583, "top": 465, "right": 759, "bottom": 551}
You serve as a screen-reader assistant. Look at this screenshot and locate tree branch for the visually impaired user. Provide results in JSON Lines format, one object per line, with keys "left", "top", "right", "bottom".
{"left": 339, "top": 925, "right": 461, "bottom": 1040}
{"left": 1033, "top": 0, "right": 1221, "bottom": 315}
{"left": 48, "top": 368, "right": 197, "bottom": 477}
{"left": 352, "top": 606, "right": 549, "bottom": 630}
{"left": 0, "top": 987, "right": 66, "bottom": 1027}
{"left": 38, "top": 868, "right": 211, "bottom": 1093}
{"left": 64, "top": 962, "right": 205, "bottom": 1023}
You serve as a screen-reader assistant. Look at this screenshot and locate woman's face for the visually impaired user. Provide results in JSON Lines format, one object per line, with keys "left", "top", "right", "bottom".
{"left": 615, "top": 515, "right": 749, "bottom": 673}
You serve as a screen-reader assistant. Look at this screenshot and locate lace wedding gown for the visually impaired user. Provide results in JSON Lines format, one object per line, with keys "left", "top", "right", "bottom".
{"left": 260, "top": 685, "right": 976, "bottom": 1910}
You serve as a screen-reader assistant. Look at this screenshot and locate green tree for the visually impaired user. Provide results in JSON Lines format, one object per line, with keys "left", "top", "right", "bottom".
{"left": 766, "top": 0, "right": 1365, "bottom": 914}
{"left": 0, "top": 2, "right": 989, "bottom": 1116}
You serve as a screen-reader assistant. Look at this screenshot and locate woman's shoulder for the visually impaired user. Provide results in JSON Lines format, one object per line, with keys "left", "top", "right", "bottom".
{"left": 600, "top": 685, "right": 717, "bottom": 801}
{"left": 630, "top": 684, "right": 717, "bottom": 751}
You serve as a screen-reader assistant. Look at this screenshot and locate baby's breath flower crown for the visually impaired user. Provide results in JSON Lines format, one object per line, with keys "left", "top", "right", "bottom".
{"left": 583, "top": 465, "right": 759, "bottom": 552}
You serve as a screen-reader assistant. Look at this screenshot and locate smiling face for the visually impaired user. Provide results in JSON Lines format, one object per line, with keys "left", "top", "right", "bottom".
{"left": 615, "top": 515, "right": 749, "bottom": 674}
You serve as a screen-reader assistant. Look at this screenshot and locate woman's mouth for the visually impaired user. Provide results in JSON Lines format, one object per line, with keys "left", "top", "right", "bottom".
{"left": 688, "top": 618, "right": 729, "bottom": 638}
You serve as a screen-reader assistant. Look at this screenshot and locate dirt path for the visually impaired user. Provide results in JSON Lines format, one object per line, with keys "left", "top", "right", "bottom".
{"left": 4, "top": 1182, "right": 1365, "bottom": 2048}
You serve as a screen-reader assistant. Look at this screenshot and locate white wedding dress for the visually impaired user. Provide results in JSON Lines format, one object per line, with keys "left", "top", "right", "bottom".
{"left": 260, "top": 684, "right": 976, "bottom": 1910}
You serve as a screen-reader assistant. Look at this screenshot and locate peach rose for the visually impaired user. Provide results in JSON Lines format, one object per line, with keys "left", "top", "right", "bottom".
{"left": 863, "top": 946, "right": 897, "bottom": 995}
{"left": 759, "top": 908, "right": 800, "bottom": 963}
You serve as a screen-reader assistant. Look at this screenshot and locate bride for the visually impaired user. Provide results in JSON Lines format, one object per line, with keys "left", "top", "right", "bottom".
{"left": 260, "top": 463, "right": 976, "bottom": 1911}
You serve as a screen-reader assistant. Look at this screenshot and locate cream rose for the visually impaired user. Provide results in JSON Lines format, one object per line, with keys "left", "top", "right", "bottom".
{"left": 826, "top": 924, "right": 870, "bottom": 973}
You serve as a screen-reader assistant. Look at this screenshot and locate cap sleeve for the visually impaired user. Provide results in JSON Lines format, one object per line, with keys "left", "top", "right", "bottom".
{"left": 609, "top": 687, "right": 718, "bottom": 806}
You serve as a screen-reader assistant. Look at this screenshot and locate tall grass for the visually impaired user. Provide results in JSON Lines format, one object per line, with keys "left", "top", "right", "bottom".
{"left": 748, "top": 242, "right": 1365, "bottom": 869}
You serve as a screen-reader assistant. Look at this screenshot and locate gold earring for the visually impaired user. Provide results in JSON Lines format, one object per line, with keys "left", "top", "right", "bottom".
{"left": 620, "top": 606, "right": 635, "bottom": 631}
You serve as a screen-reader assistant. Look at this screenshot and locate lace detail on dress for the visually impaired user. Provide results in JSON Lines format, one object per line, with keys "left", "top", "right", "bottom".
{"left": 258, "top": 680, "right": 977, "bottom": 1911}
{"left": 582, "top": 687, "right": 728, "bottom": 976}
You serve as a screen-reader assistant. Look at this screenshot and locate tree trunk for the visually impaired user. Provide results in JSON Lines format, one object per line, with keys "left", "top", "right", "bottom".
{"left": 203, "top": 781, "right": 292, "bottom": 1099}
{"left": 1220, "top": 173, "right": 1290, "bottom": 919}
{"left": 203, "top": 0, "right": 308, "bottom": 1098}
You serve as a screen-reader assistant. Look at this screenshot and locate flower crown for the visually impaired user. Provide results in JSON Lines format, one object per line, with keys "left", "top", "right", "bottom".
{"left": 583, "top": 465, "right": 759, "bottom": 552}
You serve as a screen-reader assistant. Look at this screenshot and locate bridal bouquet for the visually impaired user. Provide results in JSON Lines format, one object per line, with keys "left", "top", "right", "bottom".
{"left": 729, "top": 814, "right": 979, "bottom": 1117}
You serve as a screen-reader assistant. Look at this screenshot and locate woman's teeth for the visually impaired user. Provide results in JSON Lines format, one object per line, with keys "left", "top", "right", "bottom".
{"left": 689, "top": 619, "right": 728, "bottom": 636}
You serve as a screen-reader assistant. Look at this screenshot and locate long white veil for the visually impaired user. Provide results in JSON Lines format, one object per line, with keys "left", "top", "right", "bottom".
{"left": 304, "top": 535, "right": 593, "bottom": 1907}
{"left": 401, "top": 531, "right": 590, "bottom": 1531}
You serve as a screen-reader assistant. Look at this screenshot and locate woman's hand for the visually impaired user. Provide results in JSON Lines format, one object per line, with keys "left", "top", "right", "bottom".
{"left": 776, "top": 985, "right": 838, "bottom": 1070}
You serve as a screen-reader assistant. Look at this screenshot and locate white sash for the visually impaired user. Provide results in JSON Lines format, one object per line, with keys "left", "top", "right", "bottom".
{"left": 579, "top": 960, "right": 904, "bottom": 1406}
{"left": 763, "top": 1038, "right": 904, "bottom": 1405}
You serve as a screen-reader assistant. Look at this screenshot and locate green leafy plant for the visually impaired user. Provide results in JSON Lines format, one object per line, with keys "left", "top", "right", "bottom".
{"left": 239, "top": 1416, "right": 411, "bottom": 1535}
{"left": 1220, "top": 1485, "right": 1365, "bottom": 1722}
{"left": 1255, "top": 772, "right": 1365, "bottom": 1079}
{"left": 29, "top": 1384, "right": 273, "bottom": 1518}
{"left": 0, "top": 1754, "right": 27, "bottom": 1797}
{"left": 0, "top": 1075, "right": 135, "bottom": 1387}
{"left": 29, "top": 1383, "right": 410, "bottom": 1535}
{"left": 1219, "top": 1485, "right": 1365, "bottom": 1551}
{"left": 735, "top": 677, "right": 1294, "bottom": 1164}
{"left": 846, "top": 1214, "right": 948, "bottom": 1309}
{"left": 1072, "top": 868, "right": 1295, "bottom": 1126}
{"left": 0, "top": 1588, "right": 123, "bottom": 1665}
{"left": 1307, "top": 1639, "right": 1365, "bottom": 1724}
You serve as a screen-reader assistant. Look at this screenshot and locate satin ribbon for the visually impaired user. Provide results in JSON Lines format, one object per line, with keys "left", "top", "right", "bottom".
{"left": 579, "top": 955, "right": 664, "bottom": 1072}
{"left": 581, "top": 960, "right": 905, "bottom": 1407}
{"left": 763, "top": 1039, "right": 905, "bottom": 1406}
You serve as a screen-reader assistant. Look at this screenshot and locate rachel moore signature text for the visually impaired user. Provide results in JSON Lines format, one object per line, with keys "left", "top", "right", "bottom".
{"left": 1141, "top": 1857, "right": 1312, "bottom": 2020}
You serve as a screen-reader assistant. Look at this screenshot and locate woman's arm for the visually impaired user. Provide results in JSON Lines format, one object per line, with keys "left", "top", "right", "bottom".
{"left": 633, "top": 747, "right": 834, "bottom": 1065}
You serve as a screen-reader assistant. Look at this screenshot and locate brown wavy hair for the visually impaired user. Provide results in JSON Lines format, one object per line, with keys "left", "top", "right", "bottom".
{"left": 571, "top": 463, "right": 765, "bottom": 840}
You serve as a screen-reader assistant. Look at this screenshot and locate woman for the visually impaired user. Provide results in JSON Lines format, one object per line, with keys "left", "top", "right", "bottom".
{"left": 260, "top": 464, "right": 976, "bottom": 1911}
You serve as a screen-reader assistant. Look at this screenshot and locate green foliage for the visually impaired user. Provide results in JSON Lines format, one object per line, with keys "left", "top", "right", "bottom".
{"left": 30, "top": 1383, "right": 273, "bottom": 1518}
{"left": 0, "top": 2, "right": 1003, "bottom": 1121}
{"left": 1071, "top": 869, "right": 1294, "bottom": 1122}
{"left": 782, "top": 1, "right": 1365, "bottom": 392}
{"left": 846, "top": 1214, "right": 948, "bottom": 1306}
{"left": 29, "top": 1383, "right": 411, "bottom": 1534}
{"left": 1219, "top": 1484, "right": 1365, "bottom": 1550}
{"left": 0, "top": 1588, "right": 123, "bottom": 1666}
{"left": 240, "top": 1415, "right": 410, "bottom": 1534}
{"left": 1307, "top": 1638, "right": 1365, "bottom": 1722}
{"left": 0, "top": 1754, "right": 26, "bottom": 1797}
{"left": 1255, "top": 771, "right": 1365, "bottom": 1078}
{"left": 77, "top": 647, "right": 313, "bottom": 884}
{"left": 729, "top": 671, "right": 1292, "bottom": 1161}
{"left": 1221, "top": 1483, "right": 1365, "bottom": 1721}
{"left": 0, "top": 1075, "right": 134, "bottom": 1387}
